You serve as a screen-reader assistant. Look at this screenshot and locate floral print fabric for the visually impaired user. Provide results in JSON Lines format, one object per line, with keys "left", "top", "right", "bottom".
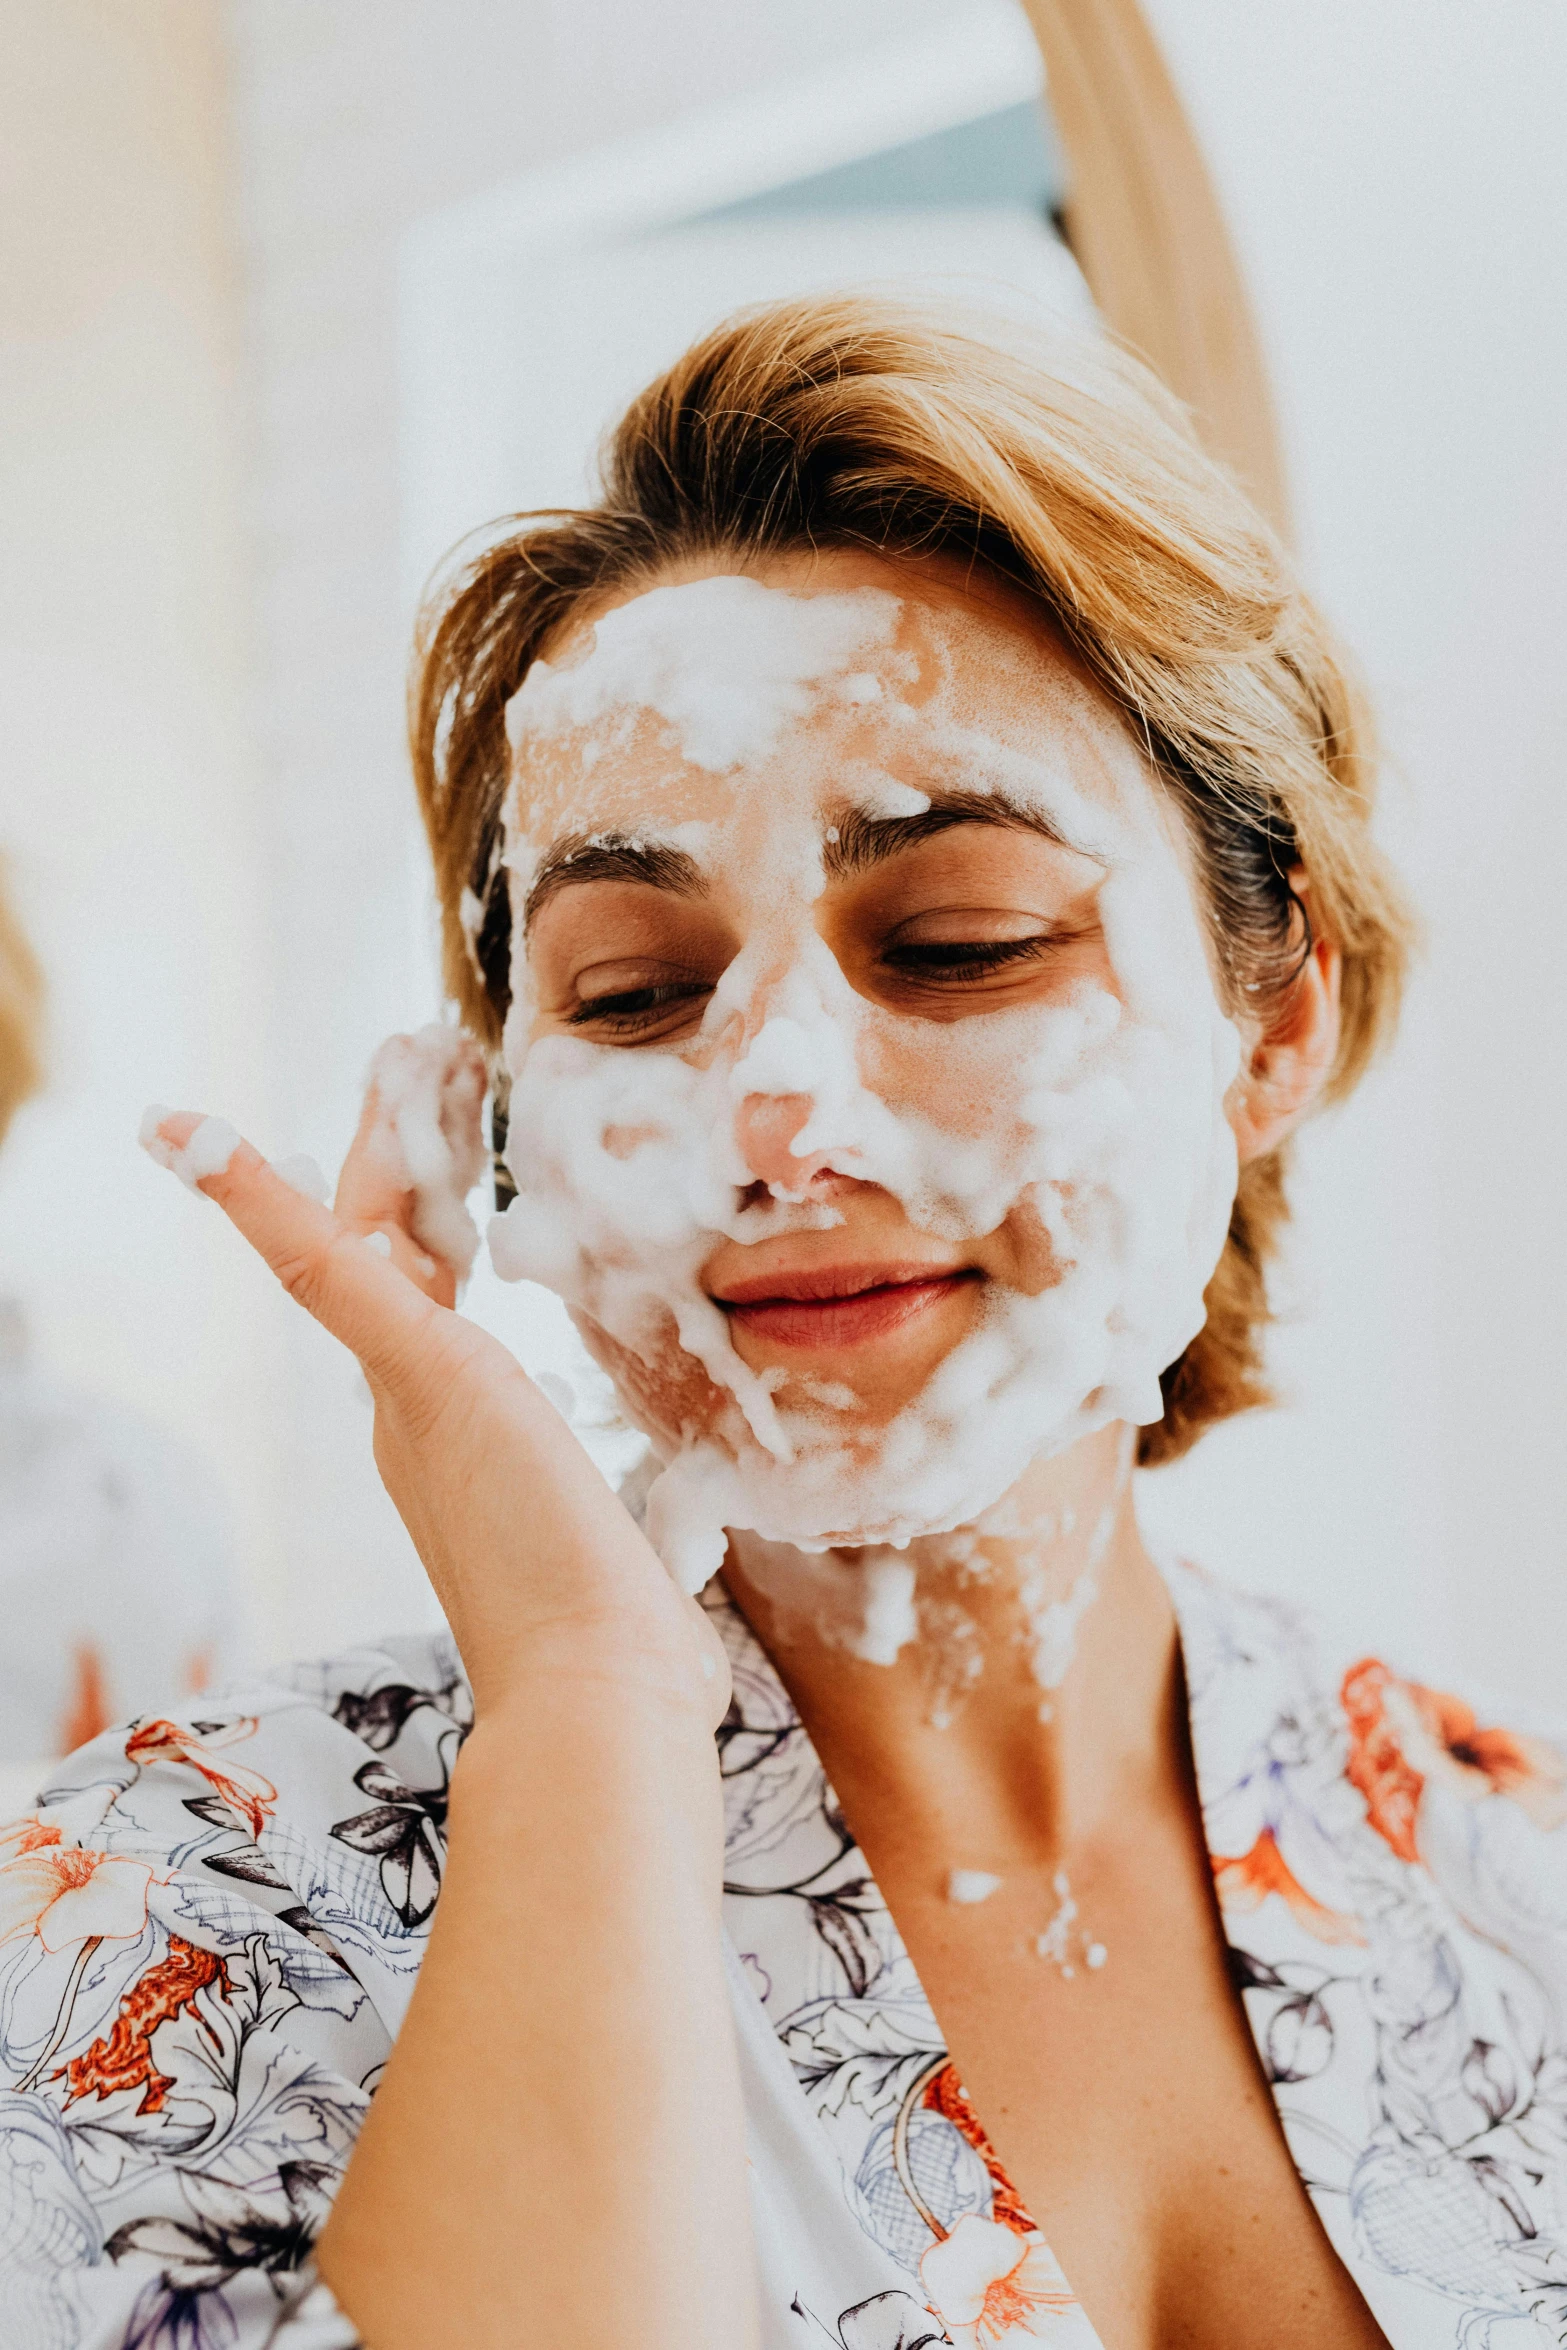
{"left": 3, "top": 1567, "right": 1567, "bottom": 2346}
{"left": 0, "top": 1639, "right": 466, "bottom": 2348}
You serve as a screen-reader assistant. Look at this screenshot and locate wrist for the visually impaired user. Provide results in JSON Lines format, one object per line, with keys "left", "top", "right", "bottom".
{"left": 456, "top": 1645, "right": 720, "bottom": 1779}
{"left": 461, "top": 1603, "right": 717, "bottom": 1729}
{"left": 450, "top": 1662, "right": 726, "bottom": 1906}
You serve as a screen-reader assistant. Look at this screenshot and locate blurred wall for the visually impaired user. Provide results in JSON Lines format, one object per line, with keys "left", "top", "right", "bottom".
{"left": 0, "top": 0, "right": 284, "bottom": 1649}
{"left": 1131, "top": 0, "right": 1567, "bottom": 1695}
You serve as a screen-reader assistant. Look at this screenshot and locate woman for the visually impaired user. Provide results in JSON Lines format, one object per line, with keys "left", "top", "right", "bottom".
{"left": 4, "top": 296, "right": 1563, "bottom": 2350}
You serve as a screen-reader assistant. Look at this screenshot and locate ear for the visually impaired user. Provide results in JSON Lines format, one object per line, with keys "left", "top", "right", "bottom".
{"left": 1229, "top": 884, "right": 1342, "bottom": 1164}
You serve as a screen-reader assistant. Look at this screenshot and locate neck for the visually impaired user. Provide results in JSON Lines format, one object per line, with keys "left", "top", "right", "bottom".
{"left": 721, "top": 1423, "right": 1182, "bottom": 1876}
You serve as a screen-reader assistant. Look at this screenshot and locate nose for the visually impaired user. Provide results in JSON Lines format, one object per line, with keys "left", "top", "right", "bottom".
{"left": 734, "top": 1091, "right": 836, "bottom": 1192}
{"left": 721, "top": 947, "right": 861, "bottom": 1194}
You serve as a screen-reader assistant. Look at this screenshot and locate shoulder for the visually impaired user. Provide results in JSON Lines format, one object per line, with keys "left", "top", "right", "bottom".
{"left": 1167, "top": 1555, "right": 1567, "bottom": 1942}
{"left": 1166, "top": 1551, "right": 1567, "bottom": 1768}
{"left": 0, "top": 1634, "right": 469, "bottom": 2344}
{"left": 11, "top": 1628, "right": 473, "bottom": 2000}
{"left": 36, "top": 1628, "right": 472, "bottom": 1816}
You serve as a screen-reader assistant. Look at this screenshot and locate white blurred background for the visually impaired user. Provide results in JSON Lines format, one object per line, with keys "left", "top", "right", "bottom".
{"left": 0, "top": 0, "right": 1562, "bottom": 1709}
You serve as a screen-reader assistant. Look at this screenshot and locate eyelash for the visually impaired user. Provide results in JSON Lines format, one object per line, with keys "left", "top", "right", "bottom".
{"left": 880, "top": 935, "right": 1056, "bottom": 979}
{"left": 567, "top": 982, "right": 709, "bottom": 1034}
{"left": 568, "top": 934, "right": 1063, "bottom": 1035}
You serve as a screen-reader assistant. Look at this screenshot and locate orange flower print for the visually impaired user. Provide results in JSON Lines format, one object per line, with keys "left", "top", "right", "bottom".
{"left": 0, "top": 1817, "right": 163, "bottom": 2095}
{"left": 1211, "top": 1827, "right": 1365, "bottom": 1947}
{"left": 125, "top": 1717, "right": 278, "bottom": 1840}
{"left": 0, "top": 1821, "right": 154, "bottom": 1953}
{"left": 0, "top": 1817, "right": 64, "bottom": 1862}
{"left": 921, "top": 2215, "right": 1093, "bottom": 2345}
{"left": 922, "top": 2063, "right": 1038, "bottom": 2234}
{"left": 1342, "top": 1660, "right": 1422, "bottom": 1860}
{"left": 1343, "top": 1658, "right": 1567, "bottom": 1861}
{"left": 60, "top": 1935, "right": 230, "bottom": 2115}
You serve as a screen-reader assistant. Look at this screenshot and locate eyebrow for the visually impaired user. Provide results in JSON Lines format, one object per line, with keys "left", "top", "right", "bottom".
{"left": 522, "top": 788, "right": 1091, "bottom": 932}
{"left": 522, "top": 832, "right": 708, "bottom": 933}
{"left": 821, "top": 787, "right": 1086, "bottom": 880}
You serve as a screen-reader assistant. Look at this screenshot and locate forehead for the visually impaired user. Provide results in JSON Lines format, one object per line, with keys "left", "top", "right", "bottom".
{"left": 501, "top": 550, "right": 1147, "bottom": 850}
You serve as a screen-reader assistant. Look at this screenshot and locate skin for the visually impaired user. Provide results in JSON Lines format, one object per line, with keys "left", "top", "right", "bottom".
{"left": 149, "top": 545, "right": 1387, "bottom": 2350}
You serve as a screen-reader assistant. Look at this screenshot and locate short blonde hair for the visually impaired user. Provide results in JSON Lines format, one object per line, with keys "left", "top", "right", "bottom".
{"left": 411, "top": 293, "right": 1414, "bottom": 1464}
{"left": 0, "top": 861, "right": 44, "bottom": 1149}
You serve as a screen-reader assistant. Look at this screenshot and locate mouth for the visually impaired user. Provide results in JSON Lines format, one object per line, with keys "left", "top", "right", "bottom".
{"left": 711, "top": 1261, "right": 981, "bottom": 1350}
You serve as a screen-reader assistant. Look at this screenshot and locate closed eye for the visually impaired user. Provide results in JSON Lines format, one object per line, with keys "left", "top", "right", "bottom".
{"left": 880, "top": 935, "right": 1058, "bottom": 978}
{"left": 567, "top": 979, "right": 712, "bottom": 1035}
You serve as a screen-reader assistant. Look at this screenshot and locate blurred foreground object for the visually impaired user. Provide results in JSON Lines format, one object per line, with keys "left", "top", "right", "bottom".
{"left": 0, "top": 857, "right": 43, "bottom": 1148}
{"left": 0, "top": 871, "right": 240, "bottom": 1794}
{"left": 1021, "top": 0, "right": 1288, "bottom": 534}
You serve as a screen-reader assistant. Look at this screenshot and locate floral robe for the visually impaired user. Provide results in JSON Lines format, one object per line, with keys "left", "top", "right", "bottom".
{"left": 3, "top": 1562, "right": 1567, "bottom": 2348}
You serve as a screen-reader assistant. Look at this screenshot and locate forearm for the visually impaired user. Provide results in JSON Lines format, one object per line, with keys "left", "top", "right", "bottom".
{"left": 138, "top": 1116, "right": 755, "bottom": 2342}
{"left": 317, "top": 1669, "right": 758, "bottom": 2350}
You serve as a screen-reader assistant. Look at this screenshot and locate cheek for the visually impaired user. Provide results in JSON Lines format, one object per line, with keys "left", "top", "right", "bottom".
{"left": 980, "top": 1189, "right": 1067, "bottom": 1297}
{"left": 574, "top": 1309, "right": 730, "bottom": 1448}
{"left": 856, "top": 1015, "right": 1036, "bottom": 1142}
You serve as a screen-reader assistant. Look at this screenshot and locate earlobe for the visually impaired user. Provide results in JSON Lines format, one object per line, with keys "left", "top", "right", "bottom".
{"left": 1230, "top": 926, "right": 1342, "bottom": 1164}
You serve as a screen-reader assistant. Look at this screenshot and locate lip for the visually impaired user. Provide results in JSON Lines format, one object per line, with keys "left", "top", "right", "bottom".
{"left": 712, "top": 1261, "right": 980, "bottom": 1350}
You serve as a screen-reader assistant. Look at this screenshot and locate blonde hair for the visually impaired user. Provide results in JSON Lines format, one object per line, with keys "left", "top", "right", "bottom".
{"left": 0, "top": 861, "right": 44, "bottom": 1149}
{"left": 411, "top": 293, "right": 1413, "bottom": 1464}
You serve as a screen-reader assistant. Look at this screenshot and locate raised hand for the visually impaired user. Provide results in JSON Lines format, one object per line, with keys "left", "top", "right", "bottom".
{"left": 140, "top": 1031, "right": 727, "bottom": 1728}
{"left": 139, "top": 1036, "right": 757, "bottom": 2348}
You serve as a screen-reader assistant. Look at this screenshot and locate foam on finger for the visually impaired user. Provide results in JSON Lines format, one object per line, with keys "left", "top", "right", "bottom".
{"left": 271, "top": 1152, "right": 331, "bottom": 1204}
{"left": 364, "top": 1026, "right": 487, "bottom": 1279}
{"left": 138, "top": 1106, "right": 244, "bottom": 1191}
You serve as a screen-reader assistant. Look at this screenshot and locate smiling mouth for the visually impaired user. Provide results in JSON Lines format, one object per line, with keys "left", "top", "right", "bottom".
{"left": 713, "top": 1263, "right": 981, "bottom": 1349}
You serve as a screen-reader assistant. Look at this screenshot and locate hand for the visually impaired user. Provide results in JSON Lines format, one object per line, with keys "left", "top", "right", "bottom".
{"left": 141, "top": 1041, "right": 729, "bottom": 1730}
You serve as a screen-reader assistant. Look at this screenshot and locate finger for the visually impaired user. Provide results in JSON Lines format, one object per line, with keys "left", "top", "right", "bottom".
{"left": 333, "top": 1075, "right": 454, "bottom": 1304}
{"left": 141, "top": 1107, "right": 443, "bottom": 1392}
{"left": 335, "top": 1030, "right": 487, "bottom": 1291}
{"left": 335, "top": 1067, "right": 419, "bottom": 1231}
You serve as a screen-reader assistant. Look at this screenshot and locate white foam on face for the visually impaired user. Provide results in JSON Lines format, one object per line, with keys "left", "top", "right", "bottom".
{"left": 948, "top": 1868, "right": 1003, "bottom": 1905}
{"left": 365, "top": 1027, "right": 488, "bottom": 1278}
{"left": 504, "top": 574, "right": 903, "bottom": 773}
{"left": 139, "top": 1107, "right": 241, "bottom": 1191}
{"left": 492, "top": 574, "right": 1241, "bottom": 1599}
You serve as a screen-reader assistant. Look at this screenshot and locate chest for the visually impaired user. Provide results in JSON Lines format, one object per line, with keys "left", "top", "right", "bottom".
{"left": 714, "top": 1583, "right": 1567, "bottom": 2350}
{"left": 883, "top": 1838, "right": 1390, "bottom": 2350}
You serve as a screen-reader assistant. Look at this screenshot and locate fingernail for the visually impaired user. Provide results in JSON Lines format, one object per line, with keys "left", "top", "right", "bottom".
{"left": 363, "top": 1230, "right": 394, "bottom": 1259}
{"left": 139, "top": 1107, "right": 242, "bottom": 1191}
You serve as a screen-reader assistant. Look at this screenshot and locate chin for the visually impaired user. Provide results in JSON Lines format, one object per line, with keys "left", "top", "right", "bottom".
{"left": 722, "top": 1293, "right": 982, "bottom": 1430}
{"left": 759, "top": 1358, "right": 946, "bottom": 1434}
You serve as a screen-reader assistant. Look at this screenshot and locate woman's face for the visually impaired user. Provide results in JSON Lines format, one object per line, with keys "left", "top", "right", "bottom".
{"left": 491, "top": 548, "right": 1242, "bottom": 1594}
